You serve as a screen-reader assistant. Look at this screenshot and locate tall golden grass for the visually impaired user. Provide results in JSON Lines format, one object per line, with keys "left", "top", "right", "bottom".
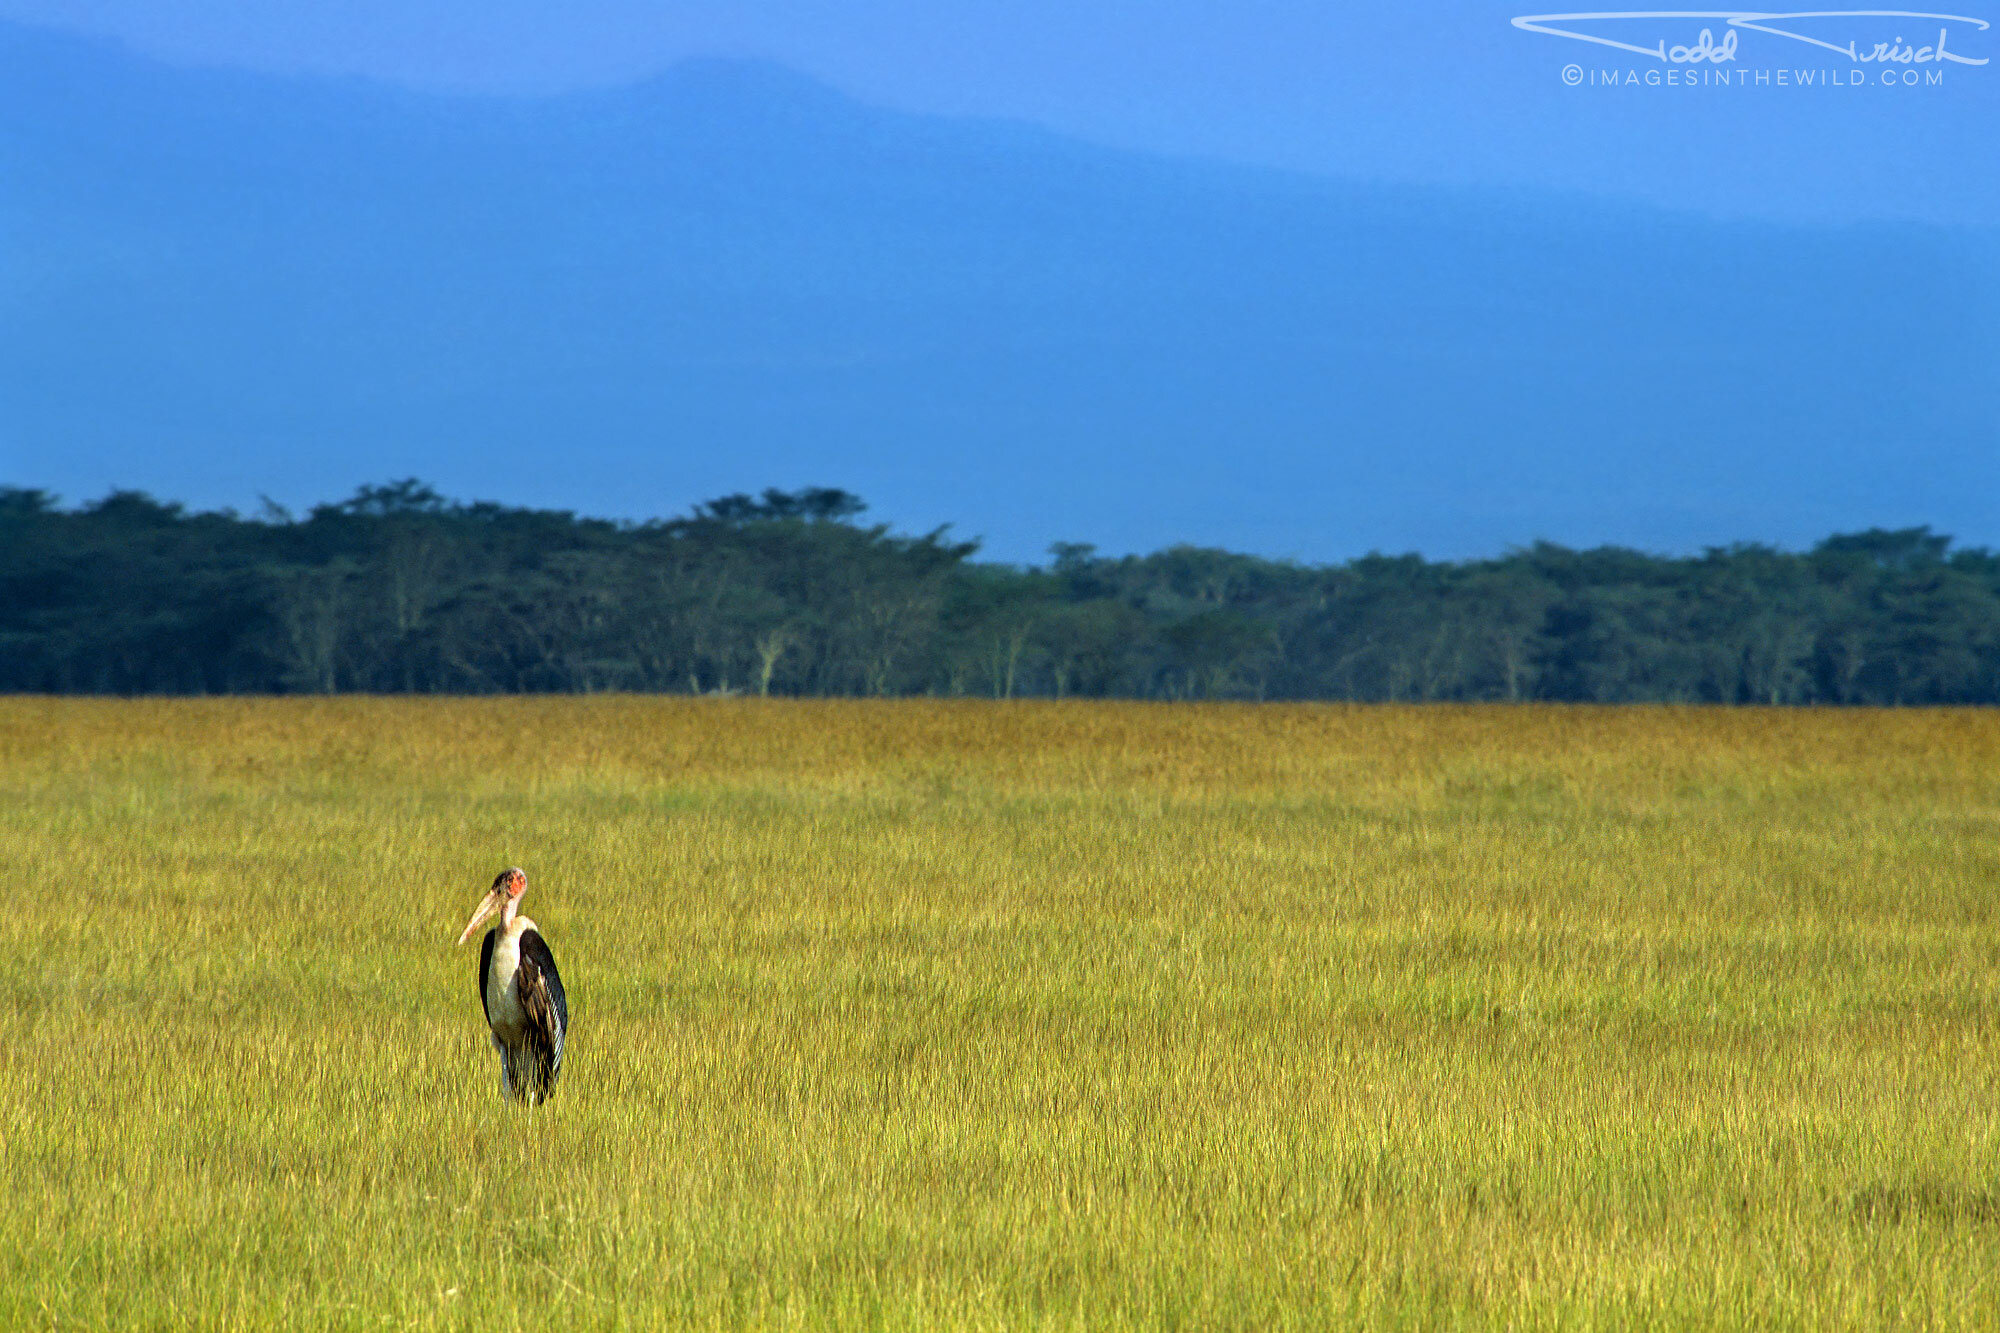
{"left": 1, "top": 698, "right": 1995, "bottom": 1328}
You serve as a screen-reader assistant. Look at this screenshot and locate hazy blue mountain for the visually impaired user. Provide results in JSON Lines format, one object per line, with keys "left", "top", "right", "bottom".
{"left": 2, "top": 21, "right": 1994, "bottom": 560}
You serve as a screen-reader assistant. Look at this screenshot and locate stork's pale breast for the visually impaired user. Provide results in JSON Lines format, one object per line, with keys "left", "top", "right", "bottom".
{"left": 484, "top": 917, "right": 536, "bottom": 1042}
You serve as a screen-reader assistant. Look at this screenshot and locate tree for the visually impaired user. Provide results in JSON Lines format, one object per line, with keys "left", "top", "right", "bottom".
{"left": 3, "top": 481, "right": 1993, "bottom": 707}
{"left": 265, "top": 560, "right": 355, "bottom": 693}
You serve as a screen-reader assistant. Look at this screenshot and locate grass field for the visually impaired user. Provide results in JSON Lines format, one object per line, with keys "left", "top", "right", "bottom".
{"left": 1, "top": 698, "right": 1996, "bottom": 1329}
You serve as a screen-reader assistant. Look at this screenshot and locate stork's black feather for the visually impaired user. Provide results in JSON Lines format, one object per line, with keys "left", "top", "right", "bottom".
{"left": 516, "top": 928, "right": 568, "bottom": 1097}
{"left": 477, "top": 928, "right": 496, "bottom": 1026}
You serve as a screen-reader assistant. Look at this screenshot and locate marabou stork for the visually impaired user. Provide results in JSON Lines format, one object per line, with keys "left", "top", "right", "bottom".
{"left": 456, "top": 867, "right": 568, "bottom": 1104}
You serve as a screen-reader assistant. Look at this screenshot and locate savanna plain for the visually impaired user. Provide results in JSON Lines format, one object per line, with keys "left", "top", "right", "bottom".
{"left": 1, "top": 698, "right": 1996, "bottom": 1330}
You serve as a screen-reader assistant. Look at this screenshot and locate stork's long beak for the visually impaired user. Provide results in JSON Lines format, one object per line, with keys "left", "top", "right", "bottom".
{"left": 457, "top": 889, "right": 505, "bottom": 945}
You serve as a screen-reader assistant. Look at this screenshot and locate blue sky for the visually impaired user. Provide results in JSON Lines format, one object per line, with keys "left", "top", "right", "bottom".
{"left": 1, "top": 3, "right": 1995, "bottom": 560}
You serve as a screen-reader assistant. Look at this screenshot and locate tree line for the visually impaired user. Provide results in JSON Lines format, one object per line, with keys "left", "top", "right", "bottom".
{"left": 2, "top": 481, "right": 1995, "bottom": 704}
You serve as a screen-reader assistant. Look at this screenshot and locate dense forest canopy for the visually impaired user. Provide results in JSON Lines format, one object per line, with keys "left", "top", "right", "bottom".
{"left": 2, "top": 481, "right": 1994, "bottom": 704}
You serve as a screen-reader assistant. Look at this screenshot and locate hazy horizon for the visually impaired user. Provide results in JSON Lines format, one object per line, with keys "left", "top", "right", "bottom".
{"left": 3, "top": 10, "right": 1995, "bottom": 563}
{"left": 4, "top": 1, "right": 1995, "bottom": 226}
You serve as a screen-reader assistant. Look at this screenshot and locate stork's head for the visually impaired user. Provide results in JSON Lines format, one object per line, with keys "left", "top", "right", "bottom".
{"left": 456, "top": 867, "right": 527, "bottom": 945}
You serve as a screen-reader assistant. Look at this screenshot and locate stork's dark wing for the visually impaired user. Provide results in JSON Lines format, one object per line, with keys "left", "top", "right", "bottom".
{"left": 477, "top": 927, "right": 497, "bottom": 1025}
{"left": 517, "top": 928, "right": 568, "bottom": 1091}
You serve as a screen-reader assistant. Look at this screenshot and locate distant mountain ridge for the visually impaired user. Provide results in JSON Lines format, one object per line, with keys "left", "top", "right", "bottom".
{"left": 2, "top": 19, "right": 1994, "bottom": 560}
